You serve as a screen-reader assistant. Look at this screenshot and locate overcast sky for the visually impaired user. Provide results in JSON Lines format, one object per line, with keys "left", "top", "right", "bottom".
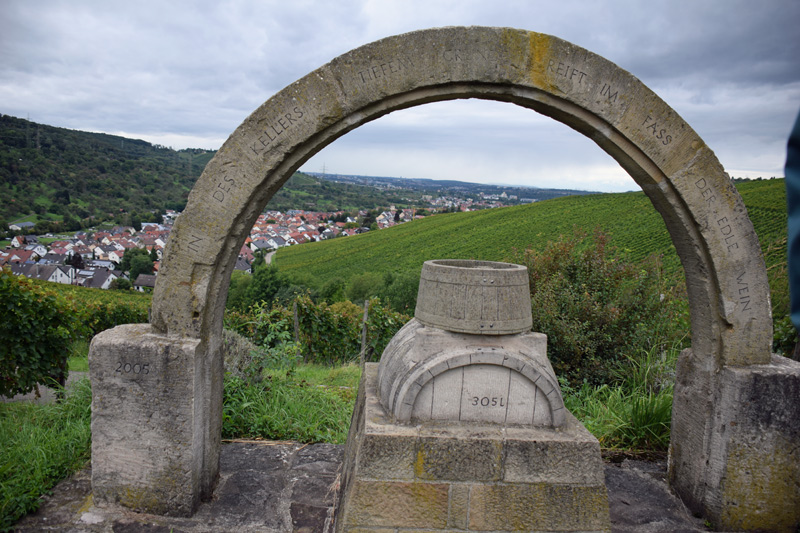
{"left": 2, "top": 1, "right": 798, "bottom": 192}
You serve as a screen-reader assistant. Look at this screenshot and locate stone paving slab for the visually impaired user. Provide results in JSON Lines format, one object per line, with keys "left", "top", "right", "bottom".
{"left": 0, "top": 372, "right": 88, "bottom": 404}
{"left": 13, "top": 443, "right": 709, "bottom": 532}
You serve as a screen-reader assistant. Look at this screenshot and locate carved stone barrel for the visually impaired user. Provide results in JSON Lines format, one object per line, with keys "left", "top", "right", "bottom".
{"left": 414, "top": 259, "right": 532, "bottom": 335}
{"left": 378, "top": 259, "right": 565, "bottom": 427}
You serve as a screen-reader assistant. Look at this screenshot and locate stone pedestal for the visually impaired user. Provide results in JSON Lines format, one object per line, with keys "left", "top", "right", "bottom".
{"left": 335, "top": 364, "right": 610, "bottom": 532}
{"left": 336, "top": 260, "right": 609, "bottom": 531}
{"left": 89, "top": 324, "right": 222, "bottom": 516}
{"left": 669, "top": 352, "right": 800, "bottom": 531}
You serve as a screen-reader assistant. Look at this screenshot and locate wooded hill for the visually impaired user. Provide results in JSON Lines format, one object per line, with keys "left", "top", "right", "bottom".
{"left": 0, "top": 114, "right": 213, "bottom": 227}
{"left": 306, "top": 172, "right": 598, "bottom": 204}
{"left": 264, "top": 172, "right": 430, "bottom": 213}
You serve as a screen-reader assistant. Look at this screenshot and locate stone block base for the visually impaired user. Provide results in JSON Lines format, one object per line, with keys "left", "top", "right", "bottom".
{"left": 670, "top": 353, "right": 800, "bottom": 531}
{"left": 335, "top": 363, "right": 609, "bottom": 532}
{"left": 89, "top": 324, "right": 222, "bottom": 516}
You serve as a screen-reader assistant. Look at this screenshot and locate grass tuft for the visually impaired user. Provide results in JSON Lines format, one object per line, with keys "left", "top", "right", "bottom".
{"left": 222, "top": 364, "right": 360, "bottom": 444}
{"left": 0, "top": 378, "right": 92, "bottom": 531}
{"left": 561, "top": 344, "right": 677, "bottom": 451}
{"left": 67, "top": 339, "right": 90, "bottom": 372}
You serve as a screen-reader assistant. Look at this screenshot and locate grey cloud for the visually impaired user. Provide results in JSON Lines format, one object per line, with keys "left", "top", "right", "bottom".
{"left": 0, "top": 0, "right": 797, "bottom": 191}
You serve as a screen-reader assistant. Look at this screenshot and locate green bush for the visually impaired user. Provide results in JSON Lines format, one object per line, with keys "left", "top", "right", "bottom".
{"left": 0, "top": 267, "right": 84, "bottom": 397}
{"left": 380, "top": 271, "right": 420, "bottom": 313}
{"left": 223, "top": 317, "right": 303, "bottom": 379}
{"left": 509, "top": 229, "right": 687, "bottom": 386}
{"left": 346, "top": 272, "right": 383, "bottom": 304}
{"left": 319, "top": 277, "right": 346, "bottom": 303}
{"left": 226, "top": 270, "right": 253, "bottom": 310}
{"left": 225, "top": 295, "right": 410, "bottom": 366}
{"left": 244, "top": 263, "right": 287, "bottom": 309}
{"left": 75, "top": 297, "right": 149, "bottom": 337}
{"left": 363, "top": 298, "right": 409, "bottom": 362}
{"left": 295, "top": 295, "right": 362, "bottom": 364}
{"left": 40, "top": 282, "right": 150, "bottom": 337}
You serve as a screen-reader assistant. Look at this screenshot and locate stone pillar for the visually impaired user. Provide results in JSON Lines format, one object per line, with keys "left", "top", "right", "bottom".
{"left": 89, "top": 324, "right": 222, "bottom": 516}
{"left": 669, "top": 353, "right": 800, "bottom": 531}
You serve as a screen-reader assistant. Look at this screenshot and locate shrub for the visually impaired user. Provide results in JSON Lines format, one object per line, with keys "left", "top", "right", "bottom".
{"left": 225, "top": 295, "right": 410, "bottom": 366}
{"left": 295, "top": 294, "right": 362, "bottom": 364}
{"left": 76, "top": 297, "right": 148, "bottom": 336}
{"left": 509, "top": 229, "right": 687, "bottom": 386}
{"left": 243, "top": 263, "right": 288, "bottom": 309}
{"left": 109, "top": 278, "right": 131, "bottom": 291}
{"left": 380, "top": 271, "right": 420, "bottom": 313}
{"left": 319, "top": 277, "right": 346, "bottom": 303}
{"left": 225, "top": 270, "right": 252, "bottom": 310}
{"left": 39, "top": 282, "right": 150, "bottom": 337}
{"left": 363, "top": 297, "right": 409, "bottom": 362}
{"left": 227, "top": 300, "right": 294, "bottom": 348}
{"left": 346, "top": 272, "right": 383, "bottom": 304}
{"left": 0, "top": 267, "right": 84, "bottom": 397}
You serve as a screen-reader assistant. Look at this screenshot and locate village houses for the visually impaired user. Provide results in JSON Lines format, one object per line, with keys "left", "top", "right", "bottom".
{"left": 4, "top": 197, "right": 486, "bottom": 290}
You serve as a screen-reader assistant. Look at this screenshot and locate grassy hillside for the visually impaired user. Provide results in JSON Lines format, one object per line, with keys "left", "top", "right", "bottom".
{"left": 274, "top": 179, "right": 786, "bottom": 284}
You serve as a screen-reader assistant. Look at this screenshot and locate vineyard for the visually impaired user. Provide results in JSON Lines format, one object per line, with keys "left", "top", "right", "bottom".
{"left": 39, "top": 281, "right": 151, "bottom": 336}
{"left": 274, "top": 180, "right": 785, "bottom": 286}
{"left": 734, "top": 179, "right": 788, "bottom": 270}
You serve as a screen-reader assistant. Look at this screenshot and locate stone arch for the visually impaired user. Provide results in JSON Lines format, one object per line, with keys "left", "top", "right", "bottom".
{"left": 152, "top": 27, "right": 771, "bottom": 368}
{"left": 93, "top": 27, "right": 791, "bottom": 525}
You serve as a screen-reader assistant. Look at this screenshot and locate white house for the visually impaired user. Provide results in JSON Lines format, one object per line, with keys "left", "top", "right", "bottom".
{"left": 9, "top": 263, "right": 73, "bottom": 285}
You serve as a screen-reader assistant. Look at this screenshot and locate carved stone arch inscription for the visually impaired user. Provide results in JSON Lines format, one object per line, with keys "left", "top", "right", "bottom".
{"left": 90, "top": 28, "right": 797, "bottom": 529}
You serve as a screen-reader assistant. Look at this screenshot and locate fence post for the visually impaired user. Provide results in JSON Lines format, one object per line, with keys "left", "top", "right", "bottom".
{"left": 292, "top": 300, "right": 299, "bottom": 343}
{"left": 360, "top": 300, "right": 370, "bottom": 369}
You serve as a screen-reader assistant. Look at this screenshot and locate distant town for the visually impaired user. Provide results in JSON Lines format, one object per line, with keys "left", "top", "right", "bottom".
{"left": 1, "top": 188, "right": 526, "bottom": 291}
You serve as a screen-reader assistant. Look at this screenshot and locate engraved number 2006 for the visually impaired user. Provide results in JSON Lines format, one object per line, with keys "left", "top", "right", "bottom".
{"left": 471, "top": 396, "right": 505, "bottom": 407}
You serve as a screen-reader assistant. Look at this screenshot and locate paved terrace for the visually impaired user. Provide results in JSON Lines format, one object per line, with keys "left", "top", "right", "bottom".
{"left": 12, "top": 439, "right": 709, "bottom": 532}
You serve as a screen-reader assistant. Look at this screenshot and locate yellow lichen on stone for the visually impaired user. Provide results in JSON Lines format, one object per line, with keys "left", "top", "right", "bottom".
{"left": 528, "top": 32, "right": 555, "bottom": 91}
{"left": 76, "top": 494, "right": 93, "bottom": 515}
{"left": 414, "top": 446, "right": 427, "bottom": 479}
{"left": 721, "top": 440, "right": 800, "bottom": 532}
{"left": 119, "top": 485, "right": 163, "bottom": 512}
